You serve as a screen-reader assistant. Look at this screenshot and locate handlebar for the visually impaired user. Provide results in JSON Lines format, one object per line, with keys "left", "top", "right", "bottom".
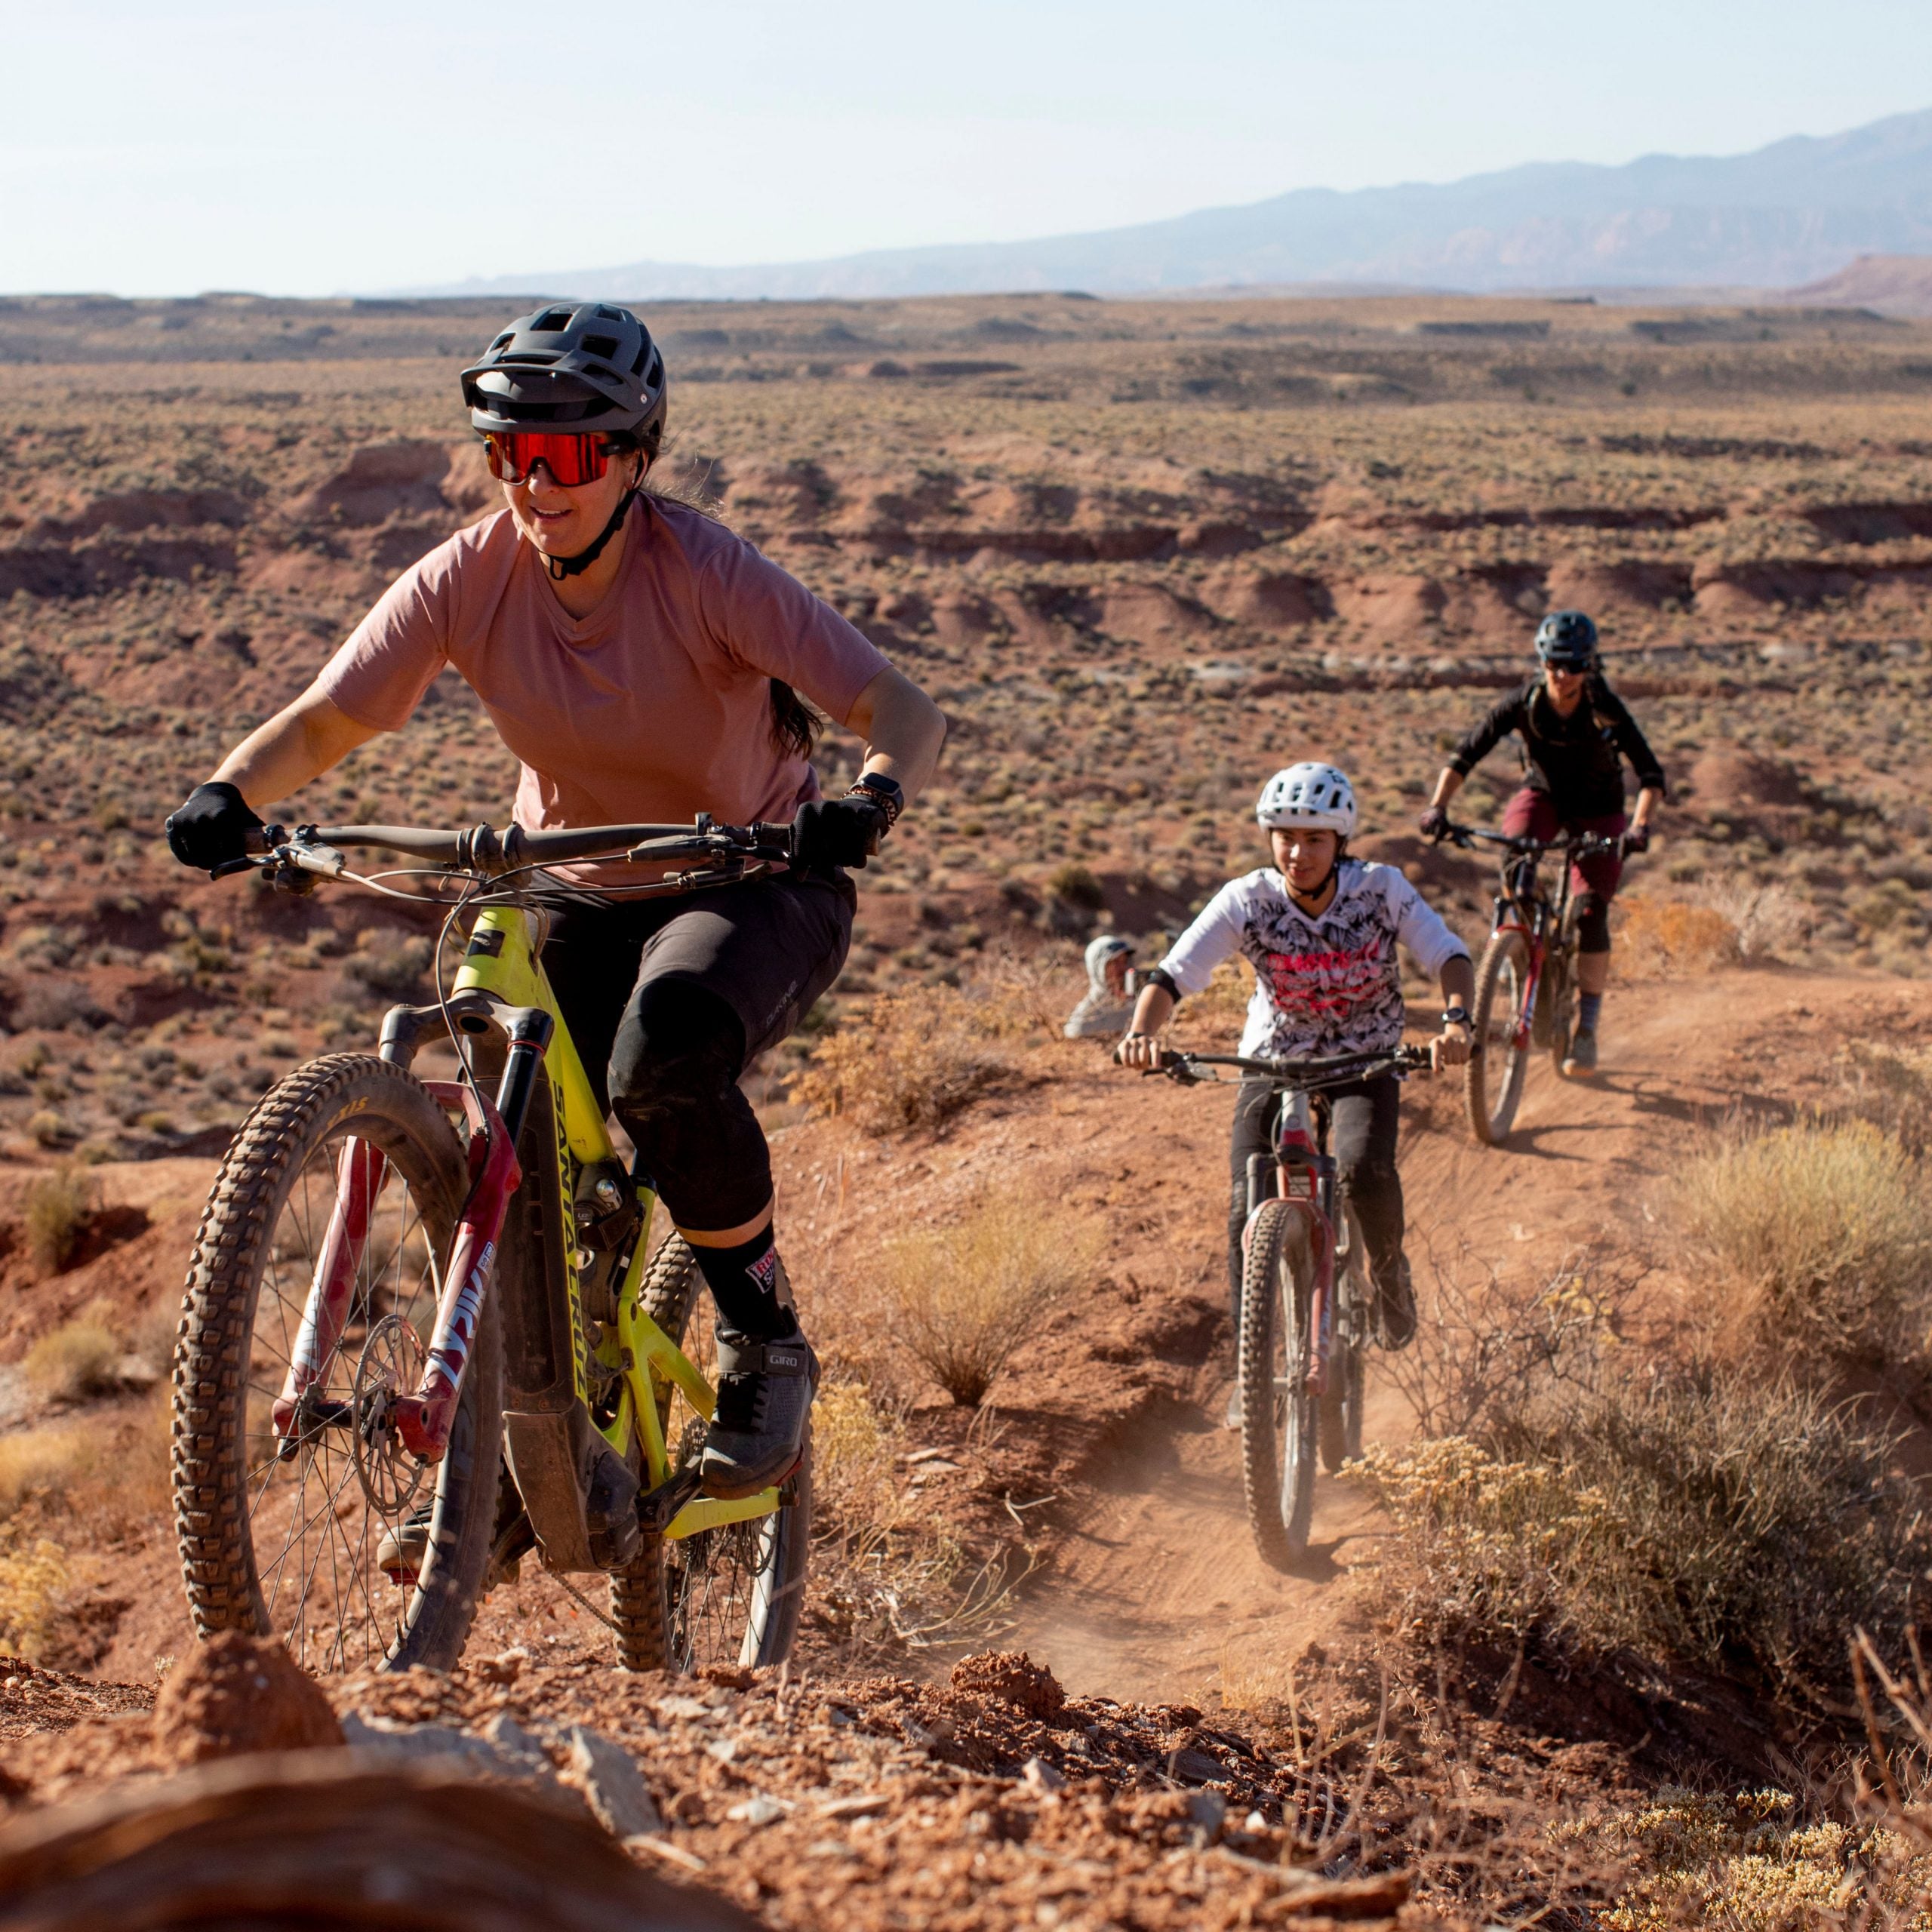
{"left": 1145, "top": 1044, "right": 1433, "bottom": 1090}
{"left": 237, "top": 814, "right": 797, "bottom": 884}
{"left": 1434, "top": 820, "right": 1626, "bottom": 860}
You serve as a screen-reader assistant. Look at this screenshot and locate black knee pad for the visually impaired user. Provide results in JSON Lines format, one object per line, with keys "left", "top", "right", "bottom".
{"left": 1575, "top": 892, "right": 1612, "bottom": 952}
{"left": 608, "top": 978, "right": 746, "bottom": 1128}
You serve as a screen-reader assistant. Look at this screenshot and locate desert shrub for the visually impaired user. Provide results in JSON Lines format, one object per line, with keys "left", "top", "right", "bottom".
{"left": 25, "top": 1315, "right": 123, "bottom": 1403}
{"left": 794, "top": 983, "right": 1022, "bottom": 1134}
{"left": 1361, "top": 1367, "right": 1927, "bottom": 1702}
{"left": 1690, "top": 878, "right": 1810, "bottom": 964}
{"left": 883, "top": 1189, "right": 1106, "bottom": 1405}
{"left": 1616, "top": 897, "right": 1740, "bottom": 974}
{"left": 1669, "top": 1121, "right": 1932, "bottom": 1368}
{"left": 1044, "top": 863, "right": 1105, "bottom": 912}
{"left": 346, "top": 932, "right": 434, "bottom": 998}
{"left": 0, "top": 1531, "right": 70, "bottom": 1661}
{"left": 23, "top": 1162, "right": 96, "bottom": 1272}
{"left": 811, "top": 1378, "right": 909, "bottom": 1537}
{"left": 1838, "top": 1038, "right": 1932, "bottom": 1156}
{"left": 1558, "top": 1787, "right": 1932, "bottom": 1930}
{"left": 0, "top": 1422, "right": 100, "bottom": 1518}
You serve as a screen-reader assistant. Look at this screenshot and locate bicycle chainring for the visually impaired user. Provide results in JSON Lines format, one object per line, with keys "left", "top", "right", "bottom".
{"left": 351, "top": 1313, "right": 431, "bottom": 1516}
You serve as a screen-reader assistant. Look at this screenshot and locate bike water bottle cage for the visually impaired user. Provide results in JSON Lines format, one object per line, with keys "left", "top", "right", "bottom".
{"left": 484, "top": 430, "right": 619, "bottom": 487}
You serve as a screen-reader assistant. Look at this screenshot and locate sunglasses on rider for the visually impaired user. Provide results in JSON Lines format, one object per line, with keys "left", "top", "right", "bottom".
{"left": 482, "top": 431, "right": 623, "bottom": 488}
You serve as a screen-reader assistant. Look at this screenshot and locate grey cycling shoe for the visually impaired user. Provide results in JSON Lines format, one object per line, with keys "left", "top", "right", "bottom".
{"left": 1375, "top": 1254, "right": 1417, "bottom": 1352}
{"left": 700, "top": 1326, "right": 820, "bottom": 1500}
{"left": 1563, "top": 1026, "right": 1600, "bottom": 1079}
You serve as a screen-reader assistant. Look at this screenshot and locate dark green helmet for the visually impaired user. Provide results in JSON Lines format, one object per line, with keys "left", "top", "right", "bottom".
{"left": 1534, "top": 609, "right": 1598, "bottom": 670}
{"left": 461, "top": 303, "right": 668, "bottom": 442}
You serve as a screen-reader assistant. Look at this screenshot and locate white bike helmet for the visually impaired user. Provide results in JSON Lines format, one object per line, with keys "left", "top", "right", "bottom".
{"left": 1256, "top": 761, "right": 1358, "bottom": 837}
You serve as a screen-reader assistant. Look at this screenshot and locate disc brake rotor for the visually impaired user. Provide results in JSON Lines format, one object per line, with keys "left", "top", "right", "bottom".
{"left": 351, "top": 1313, "right": 430, "bottom": 1515}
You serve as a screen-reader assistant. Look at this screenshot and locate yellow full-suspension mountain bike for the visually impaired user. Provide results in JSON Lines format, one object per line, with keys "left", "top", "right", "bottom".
{"left": 170, "top": 815, "right": 811, "bottom": 1675}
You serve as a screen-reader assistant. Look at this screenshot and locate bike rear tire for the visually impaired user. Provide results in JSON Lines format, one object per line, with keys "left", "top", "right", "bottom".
{"left": 171, "top": 1054, "right": 502, "bottom": 1673}
{"left": 1238, "top": 1198, "right": 1318, "bottom": 1570}
{"left": 610, "top": 1235, "right": 812, "bottom": 1673}
{"left": 1320, "top": 1201, "right": 1368, "bottom": 1474}
{"left": 1467, "top": 930, "right": 1531, "bottom": 1146}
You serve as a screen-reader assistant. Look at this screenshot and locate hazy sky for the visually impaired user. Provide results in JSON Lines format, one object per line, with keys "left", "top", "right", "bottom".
{"left": 5, "top": 0, "right": 1930, "bottom": 295}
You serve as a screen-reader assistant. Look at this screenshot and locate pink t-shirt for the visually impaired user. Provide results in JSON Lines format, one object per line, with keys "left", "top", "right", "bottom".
{"left": 317, "top": 497, "right": 890, "bottom": 866}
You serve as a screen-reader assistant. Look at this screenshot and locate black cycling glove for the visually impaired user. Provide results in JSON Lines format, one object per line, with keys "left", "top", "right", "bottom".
{"left": 1418, "top": 805, "right": 1449, "bottom": 841}
{"left": 1622, "top": 824, "right": 1650, "bottom": 855}
{"left": 791, "top": 795, "right": 889, "bottom": 872}
{"left": 165, "top": 781, "right": 263, "bottom": 873}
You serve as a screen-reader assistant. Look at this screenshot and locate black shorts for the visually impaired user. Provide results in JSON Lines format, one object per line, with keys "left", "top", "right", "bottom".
{"left": 540, "top": 868, "right": 856, "bottom": 1118}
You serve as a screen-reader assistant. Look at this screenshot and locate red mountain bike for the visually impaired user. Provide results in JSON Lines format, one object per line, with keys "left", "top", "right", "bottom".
{"left": 1151, "top": 1044, "right": 1429, "bottom": 1569}
{"left": 1441, "top": 821, "right": 1626, "bottom": 1146}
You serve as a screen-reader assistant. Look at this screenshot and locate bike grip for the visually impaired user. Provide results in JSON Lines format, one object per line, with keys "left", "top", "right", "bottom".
{"left": 243, "top": 825, "right": 285, "bottom": 855}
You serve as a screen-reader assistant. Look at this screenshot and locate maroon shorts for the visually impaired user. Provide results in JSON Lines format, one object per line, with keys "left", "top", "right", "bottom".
{"left": 1500, "top": 788, "right": 1626, "bottom": 901}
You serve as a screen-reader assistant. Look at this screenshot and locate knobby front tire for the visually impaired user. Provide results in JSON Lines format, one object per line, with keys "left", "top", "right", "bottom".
{"left": 171, "top": 1054, "right": 503, "bottom": 1673}
{"left": 1238, "top": 1198, "right": 1318, "bottom": 1571}
{"left": 610, "top": 1235, "right": 813, "bottom": 1673}
{"left": 1467, "top": 930, "right": 1531, "bottom": 1146}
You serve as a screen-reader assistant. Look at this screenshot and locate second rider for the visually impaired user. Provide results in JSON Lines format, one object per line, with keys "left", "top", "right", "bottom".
{"left": 1117, "top": 761, "right": 1473, "bottom": 1358}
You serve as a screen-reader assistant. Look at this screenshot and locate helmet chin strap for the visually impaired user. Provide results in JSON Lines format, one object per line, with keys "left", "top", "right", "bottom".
{"left": 541, "top": 454, "right": 647, "bottom": 583}
{"left": 545, "top": 485, "right": 638, "bottom": 581}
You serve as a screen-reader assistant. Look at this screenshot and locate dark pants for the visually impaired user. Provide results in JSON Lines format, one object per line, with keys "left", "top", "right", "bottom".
{"left": 541, "top": 869, "right": 854, "bottom": 1235}
{"left": 1226, "top": 1076, "right": 1404, "bottom": 1328}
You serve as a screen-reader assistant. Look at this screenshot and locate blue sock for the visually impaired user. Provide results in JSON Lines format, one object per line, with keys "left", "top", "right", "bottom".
{"left": 1578, "top": 991, "right": 1603, "bottom": 1032}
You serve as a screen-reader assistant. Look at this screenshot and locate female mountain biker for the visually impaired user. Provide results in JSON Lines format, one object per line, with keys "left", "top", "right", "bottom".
{"left": 164, "top": 302, "right": 946, "bottom": 1503}
{"left": 1117, "top": 761, "right": 1474, "bottom": 1352}
{"left": 1417, "top": 610, "right": 1664, "bottom": 1078}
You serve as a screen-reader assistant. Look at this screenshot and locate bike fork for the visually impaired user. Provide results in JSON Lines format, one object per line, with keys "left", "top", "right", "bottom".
{"left": 270, "top": 1007, "right": 551, "bottom": 1463}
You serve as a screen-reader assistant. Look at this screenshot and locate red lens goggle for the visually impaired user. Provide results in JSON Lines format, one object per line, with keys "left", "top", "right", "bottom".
{"left": 482, "top": 431, "right": 612, "bottom": 487}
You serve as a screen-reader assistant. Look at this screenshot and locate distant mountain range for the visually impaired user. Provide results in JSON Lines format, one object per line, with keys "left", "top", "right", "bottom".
{"left": 404, "top": 107, "right": 1932, "bottom": 303}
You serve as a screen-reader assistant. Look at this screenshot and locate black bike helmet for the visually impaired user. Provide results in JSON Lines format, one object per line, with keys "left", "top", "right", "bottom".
{"left": 461, "top": 303, "right": 668, "bottom": 444}
{"left": 1534, "top": 609, "right": 1598, "bottom": 670}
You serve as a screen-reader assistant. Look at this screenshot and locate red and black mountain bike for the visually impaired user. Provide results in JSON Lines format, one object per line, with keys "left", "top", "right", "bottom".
{"left": 1149, "top": 1044, "right": 1429, "bottom": 1569}
{"left": 1441, "top": 821, "right": 1625, "bottom": 1146}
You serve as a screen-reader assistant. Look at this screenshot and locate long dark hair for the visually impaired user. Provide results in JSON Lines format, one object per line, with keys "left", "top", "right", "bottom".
{"left": 628, "top": 434, "right": 823, "bottom": 760}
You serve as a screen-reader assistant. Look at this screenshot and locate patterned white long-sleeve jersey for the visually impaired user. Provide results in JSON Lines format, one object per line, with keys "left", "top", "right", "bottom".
{"left": 1157, "top": 860, "right": 1471, "bottom": 1060}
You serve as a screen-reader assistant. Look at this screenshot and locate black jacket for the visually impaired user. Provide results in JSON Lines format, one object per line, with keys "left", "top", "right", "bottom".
{"left": 1449, "top": 675, "right": 1666, "bottom": 822}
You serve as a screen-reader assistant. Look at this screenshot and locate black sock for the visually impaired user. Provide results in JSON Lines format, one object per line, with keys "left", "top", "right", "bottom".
{"left": 688, "top": 1229, "right": 798, "bottom": 1343}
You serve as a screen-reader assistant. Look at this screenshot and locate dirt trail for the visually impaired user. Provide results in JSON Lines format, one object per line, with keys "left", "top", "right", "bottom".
{"left": 1001, "top": 968, "right": 1925, "bottom": 1702}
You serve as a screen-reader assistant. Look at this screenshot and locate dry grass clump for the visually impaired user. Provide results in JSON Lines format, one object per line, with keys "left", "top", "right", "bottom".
{"left": 795, "top": 980, "right": 1031, "bottom": 1134}
{"left": 23, "top": 1161, "right": 96, "bottom": 1272}
{"left": 1669, "top": 1120, "right": 1932, "bottom": 1369}
{"left": 0, "top": 1531, "right": 71, "bottom": 1661}
{"left": 811, "top": 1378, "right": 911, "bottom": 1538}
{"left": 1360, "top": 1367, "right": 1927, "bottom": 1703}
{"left": 1558, "top": 1787, "right": 1932, "bottom": 1930}
{"left": 24, "top": 1314, "right": 123, "bottom": 1403}
{"left": 883, "top": 1188, "right": 1106, "bottom": 1405}
{"left": 0, "top": 1421, "right": 103, "bottom": 1517}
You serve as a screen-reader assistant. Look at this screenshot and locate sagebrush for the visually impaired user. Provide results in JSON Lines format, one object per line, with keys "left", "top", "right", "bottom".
{"left": 1670, "top": 1119, "right": 1932, "bottom": 1370}
{"left": 884, "top": 1189, "right": 1105, "bottom": 1405}
{"left": 1360, "top": 1366, "right": 1927, "bottom": 1703}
